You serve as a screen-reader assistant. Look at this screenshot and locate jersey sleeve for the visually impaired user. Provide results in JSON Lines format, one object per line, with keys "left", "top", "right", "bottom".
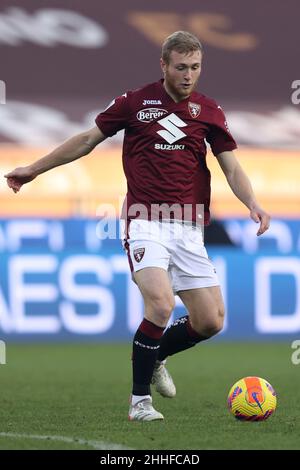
{"left": 206, "top": 105, "right": 237, "bottom": 156}
{"left": 95, "top": 93, "right": 130, "bottom": 137}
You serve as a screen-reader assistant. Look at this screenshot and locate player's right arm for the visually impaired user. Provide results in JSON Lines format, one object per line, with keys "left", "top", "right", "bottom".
{"left": 4, "top": 126, "right": 106, "bottom": 193}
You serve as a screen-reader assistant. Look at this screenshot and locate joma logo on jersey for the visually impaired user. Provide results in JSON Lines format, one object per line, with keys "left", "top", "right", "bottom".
{"left": 137, "top": 108, "right": 168, "bottom": 123}
{"left": 143, "top": 99, "right": 162, "bottom": 105}
{"left": 157, "top": 113, "right": 187, "bottom": 144}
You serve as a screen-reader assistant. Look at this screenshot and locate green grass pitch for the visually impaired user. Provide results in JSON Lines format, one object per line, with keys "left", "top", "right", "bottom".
{"left": 0, "top": 342, "right": 299, "bottom": 450}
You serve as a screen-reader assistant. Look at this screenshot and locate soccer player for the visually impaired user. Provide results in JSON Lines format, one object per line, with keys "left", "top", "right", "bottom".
{"left": 5, "top": 31, "right": 270, "bottom": 422}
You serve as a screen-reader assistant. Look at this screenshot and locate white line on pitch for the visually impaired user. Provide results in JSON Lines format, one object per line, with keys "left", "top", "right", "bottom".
{"left": 0, "top": 432, "right": 131, "bottom": 450}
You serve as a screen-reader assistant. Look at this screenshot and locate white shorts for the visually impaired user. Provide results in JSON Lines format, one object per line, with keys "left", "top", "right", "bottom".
{"left": 122, "top": 219, "right": 219, "bottom": 293}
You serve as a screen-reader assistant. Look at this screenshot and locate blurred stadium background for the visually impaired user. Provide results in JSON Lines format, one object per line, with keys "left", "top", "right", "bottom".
{"left": 1, "top": 0, "right": 299, "bottom": 341}
{"left": 0, "top": 0, "right": 300, "bottom": 450}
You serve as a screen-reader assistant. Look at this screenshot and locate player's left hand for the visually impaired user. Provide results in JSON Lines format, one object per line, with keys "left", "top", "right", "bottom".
{"left": 250, "top": 206, "right": 271, "bottom": 236}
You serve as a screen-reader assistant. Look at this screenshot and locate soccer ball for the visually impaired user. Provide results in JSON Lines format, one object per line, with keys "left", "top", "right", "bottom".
{"left": 227, "top": 376, "right": 277, "bottom": 421}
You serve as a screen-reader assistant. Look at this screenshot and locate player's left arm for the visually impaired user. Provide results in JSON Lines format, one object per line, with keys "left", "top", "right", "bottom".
{"left": 216, "top": 150, "right": 270, "bottom": 236}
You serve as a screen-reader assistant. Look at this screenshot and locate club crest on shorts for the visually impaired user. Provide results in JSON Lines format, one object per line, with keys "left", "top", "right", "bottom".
{"left": 134, "top": 247, "right": 145, "bottom": 262}
{"left": 188, "top": 102, "right": 201, "bottom": 118}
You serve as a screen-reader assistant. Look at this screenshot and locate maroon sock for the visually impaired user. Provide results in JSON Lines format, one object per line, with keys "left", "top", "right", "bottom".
{"left": 157, "top": 315, "right": 208, "bottom": 362}
{"left": 132, "top": 319, "right": 164, "bottom": 396}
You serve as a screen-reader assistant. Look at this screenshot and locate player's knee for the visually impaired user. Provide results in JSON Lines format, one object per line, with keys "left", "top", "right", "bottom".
{"left": 146, "top": 295, "right": 175, "bottom": 325}
{"left": 153, "top": 299, "right": 175, "bottom": 322}
{"left": 194, "top": 306, "right": 225, "bottom": 337}
{"left": 206, "top": 307, "right": 225, "bottom": 336}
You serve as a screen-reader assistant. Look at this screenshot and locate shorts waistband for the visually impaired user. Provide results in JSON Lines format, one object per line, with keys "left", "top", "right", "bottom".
{"left": 159, "top": 219, "right": 198, "bottom": 227}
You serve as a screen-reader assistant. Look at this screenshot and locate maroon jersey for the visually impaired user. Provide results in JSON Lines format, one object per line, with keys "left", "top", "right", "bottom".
{"left": 95, "top": 79, "right": 237, "bottom": 224}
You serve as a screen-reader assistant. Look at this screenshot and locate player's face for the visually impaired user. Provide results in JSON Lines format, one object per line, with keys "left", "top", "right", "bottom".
{"left": 161, "top": 50, "right": 202, "bottom": 102}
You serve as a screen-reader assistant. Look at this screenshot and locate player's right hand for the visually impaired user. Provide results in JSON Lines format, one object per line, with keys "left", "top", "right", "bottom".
{"left": 4, "top": 167, "right": 36, "bottom": 193}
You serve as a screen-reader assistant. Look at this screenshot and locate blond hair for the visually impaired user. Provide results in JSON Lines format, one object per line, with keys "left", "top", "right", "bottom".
{"left": 162, "top": 31, "right": 203, "bottom": 64}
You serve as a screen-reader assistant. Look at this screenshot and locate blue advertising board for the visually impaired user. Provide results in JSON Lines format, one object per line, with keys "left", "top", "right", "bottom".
{"left": 0, "top": 218, "right": 299, "bottom": 341}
